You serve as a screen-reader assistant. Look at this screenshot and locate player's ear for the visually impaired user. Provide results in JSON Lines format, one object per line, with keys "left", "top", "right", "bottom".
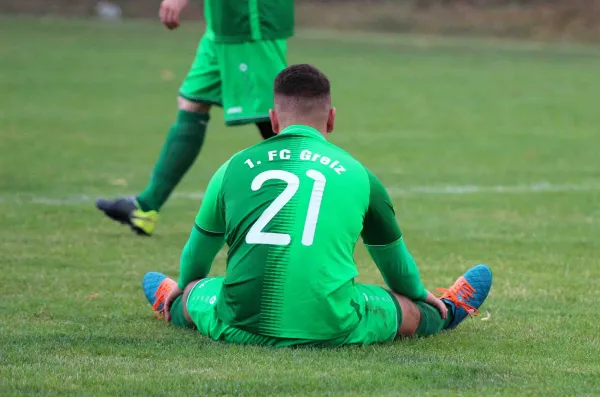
{"left": 269, "top": 109, "right": 280, "bottom": 134}
{"left": 327, "top": 107, "right": 336, "bottom": 134}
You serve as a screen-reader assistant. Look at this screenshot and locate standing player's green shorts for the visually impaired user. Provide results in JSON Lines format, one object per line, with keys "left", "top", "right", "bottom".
{"left": 179, "top": 33, "right": 287, "bottom": 126}
{"left": 186, "top": 277, "right": 401, "bottom": 347}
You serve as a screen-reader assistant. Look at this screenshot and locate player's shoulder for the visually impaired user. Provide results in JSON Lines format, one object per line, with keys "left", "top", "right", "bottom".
{"left": 213, "top": 145, "right": 255, "bottom": 179}
{"left": 228, "top": 145, "right": 255, "bottom": 163}
{"left": 218, "top": 140, "right": 281, "bottom": 180}
{"left": 226, "top": 140, "right": 271, "bottom": 167}
{"left": 319, "top": 139, "right": 370, "bottom": 175}
{"left": 321, "top": 141, "right": 388, "bottom": 193}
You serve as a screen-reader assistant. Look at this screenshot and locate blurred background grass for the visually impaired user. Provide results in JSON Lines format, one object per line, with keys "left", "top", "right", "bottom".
{"left": 2, "top": 0, "right": 600, "bottom": 42}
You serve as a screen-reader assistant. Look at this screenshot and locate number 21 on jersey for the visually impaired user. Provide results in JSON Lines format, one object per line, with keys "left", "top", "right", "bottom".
{"left": 245, "top": 170, "right": 326, "bottom": 247}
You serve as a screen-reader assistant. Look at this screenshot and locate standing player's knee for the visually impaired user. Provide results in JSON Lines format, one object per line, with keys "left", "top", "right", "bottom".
{"left": 178, "top": 96, "right": 211, "bottom": 113}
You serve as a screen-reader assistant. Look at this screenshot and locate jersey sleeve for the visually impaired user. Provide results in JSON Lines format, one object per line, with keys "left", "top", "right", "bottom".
{"left": 361, "top": 168, "right": 428, "bottom": 301}
{"left": 178, "top": 226, "right": 225, "bottom": 289}
{"left": 177, "top": 161, "right": 229, "bottom": 289}
{"left": 361, "top": 168, "right": 402, "bottom": 245}
{"left": 366, "top": 238, "right": 428, "bottom": 301}
{"left": 194, "top": 160, "right": 229, "bottom": 234}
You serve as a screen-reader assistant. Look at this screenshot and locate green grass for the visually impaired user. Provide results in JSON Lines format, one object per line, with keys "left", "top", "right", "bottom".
{"left": 2, "top": 16, "right": 600, "bottom": 396}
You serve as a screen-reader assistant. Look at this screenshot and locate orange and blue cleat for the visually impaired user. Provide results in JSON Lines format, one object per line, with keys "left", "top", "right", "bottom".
{"left": 438, "top": 264, "right": 493, "bottom": 329}
{"left": 142, "top": 272, "right": 177, "bottom": 317}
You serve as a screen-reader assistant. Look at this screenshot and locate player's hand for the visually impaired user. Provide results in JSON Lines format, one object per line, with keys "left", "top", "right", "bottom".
{"left": 163, "top": 284, "right": 184, "bottom": 322}
{"left": 159, "top": 0, "right": 189, "bottom": 30}
{"left": 425, "top": 290, "right": 448, "bottom": 319}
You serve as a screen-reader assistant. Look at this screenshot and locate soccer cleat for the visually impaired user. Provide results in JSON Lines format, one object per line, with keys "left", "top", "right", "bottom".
{"left": 95, "top": 196, "right": 158, "bottom": 236}
{"left": 437, "top": 264, "right": 492, "bottom": 329}
{"left": 142, "top": 272, "right": 177, "bottom": 317}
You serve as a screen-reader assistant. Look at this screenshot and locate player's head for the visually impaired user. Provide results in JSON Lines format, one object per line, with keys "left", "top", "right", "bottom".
{"left": 270, "top": 64, "right": 336, "bottom": 136}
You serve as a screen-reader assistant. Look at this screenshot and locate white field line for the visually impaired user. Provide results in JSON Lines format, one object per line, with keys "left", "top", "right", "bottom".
{"left": 2, "top": 182, "right": 600, "bottom": 206}
{"left": 296, "top": 29, "right": 600, "bottom": 58}
{"left": 387, "top": 182, "right": 600, "bottom": 195}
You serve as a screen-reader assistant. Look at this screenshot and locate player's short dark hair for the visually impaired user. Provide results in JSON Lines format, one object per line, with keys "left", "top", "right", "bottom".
{"left": 273, "top": 65, "right": 331, "bottom": 117}
{"left": 274, "top": 64, "right": 331, "bottom": 99}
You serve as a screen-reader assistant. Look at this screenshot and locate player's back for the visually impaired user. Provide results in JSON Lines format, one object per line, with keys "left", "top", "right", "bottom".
{"left": 216, "top": 125, "right": 372, "bottom": 340}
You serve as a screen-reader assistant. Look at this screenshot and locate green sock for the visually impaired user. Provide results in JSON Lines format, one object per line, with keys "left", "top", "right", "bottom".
{"left": 169, "top": 295, "right": 194, "bottom": 329}
{"left": 414, "top": 301, "right": 454, "bottom": 337}
{"left": 137, "top": 110, "right": 209, "bottom": 212}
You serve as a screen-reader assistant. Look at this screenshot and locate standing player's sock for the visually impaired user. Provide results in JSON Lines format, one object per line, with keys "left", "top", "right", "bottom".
{"left": 256, "top": 121, "right": 276, "bottom": 140}
{"left": 169, "top": 295, "right": 194, "bottom": 329}
{"left": 413, "top": 301, "right": 454, "bottom": 337}
{"left": 137, "top": 110, "right": 209, "bottom": 211}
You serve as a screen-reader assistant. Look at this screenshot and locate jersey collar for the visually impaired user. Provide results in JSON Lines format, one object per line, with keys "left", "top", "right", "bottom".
{"left": 279, "top": 125, "right": 327, "bottom": 140}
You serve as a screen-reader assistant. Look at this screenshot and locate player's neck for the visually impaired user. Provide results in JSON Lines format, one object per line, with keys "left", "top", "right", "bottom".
{"left": 278, "top": 122, "right": 328, "bottom": 138}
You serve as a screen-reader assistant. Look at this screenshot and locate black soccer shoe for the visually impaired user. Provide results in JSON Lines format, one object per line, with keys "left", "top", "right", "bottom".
{"left": 95, "top": 196, "right": 158, "bottom": 236}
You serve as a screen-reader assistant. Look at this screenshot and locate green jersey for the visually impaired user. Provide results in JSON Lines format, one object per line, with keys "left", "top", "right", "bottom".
{"left": 180, "top": 125, "right": 427, "bottom": 340}
{"left": 203, "top": 0, "right": 294, "bottom": 43}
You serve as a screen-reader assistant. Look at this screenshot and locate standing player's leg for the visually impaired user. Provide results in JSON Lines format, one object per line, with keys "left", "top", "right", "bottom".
{"left": 134, "top": 95, "right": 212, "bottom": 217}
{"left": 217, "top": 39, "right": 287, "bottom": 132}
{"left": 95, "top": 34, "right": 221, "bottom": 236}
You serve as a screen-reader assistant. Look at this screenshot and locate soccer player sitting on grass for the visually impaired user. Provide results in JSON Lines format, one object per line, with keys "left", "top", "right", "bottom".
{"left": 142, "top": 64, "right": 493, "bottom": 346}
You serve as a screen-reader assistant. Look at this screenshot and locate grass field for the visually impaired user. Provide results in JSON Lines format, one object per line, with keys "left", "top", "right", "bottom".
{"left": 2, "top": 16, "right": 600, "bottom": 396}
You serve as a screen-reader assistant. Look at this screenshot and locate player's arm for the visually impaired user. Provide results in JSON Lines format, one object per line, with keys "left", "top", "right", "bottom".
{"left": 177, "top": 161, "right": 229, "bottom": 290}
{"left": 361, "top": 168, "right": 428, "bottom": 301}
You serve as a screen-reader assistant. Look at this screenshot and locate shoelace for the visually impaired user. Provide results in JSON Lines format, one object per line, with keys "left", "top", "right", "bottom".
{"left": 436, "top": 277, "right": 479, "bottom": 316}
{"left": 152, "top": 281, "right": 173, "bottom": 317}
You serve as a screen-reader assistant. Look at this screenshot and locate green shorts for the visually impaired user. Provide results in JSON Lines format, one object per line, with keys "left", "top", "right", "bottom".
{"left": 186, "top": 277, "right": 400, "bottom": 347}
{"left": 179, "top": 33, "right": 287, "bottom": 126}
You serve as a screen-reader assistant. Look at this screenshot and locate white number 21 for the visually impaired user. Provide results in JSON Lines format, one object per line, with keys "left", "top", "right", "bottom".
{"left": 245, "top": 169, "right": 326, "bottom": 247}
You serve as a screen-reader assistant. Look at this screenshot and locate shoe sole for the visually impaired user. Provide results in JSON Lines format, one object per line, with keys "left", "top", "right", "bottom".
{"left": 96, "top": 203, "right": 151, "bottom": 237}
